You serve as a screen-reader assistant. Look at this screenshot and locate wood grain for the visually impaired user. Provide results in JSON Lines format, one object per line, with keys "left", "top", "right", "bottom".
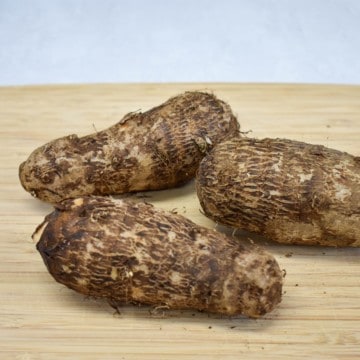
{"left": 0, "top": 83, "right": 359, "bottom": 359}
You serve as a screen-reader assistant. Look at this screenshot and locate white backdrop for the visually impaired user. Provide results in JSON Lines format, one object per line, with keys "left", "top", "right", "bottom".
{"left": 0, "top": 0, "right": 359, "bottom": 85}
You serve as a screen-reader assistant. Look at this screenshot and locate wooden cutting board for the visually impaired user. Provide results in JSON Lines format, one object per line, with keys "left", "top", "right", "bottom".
{"left": 0, "top": 83, "right": 359, "bottom": 359}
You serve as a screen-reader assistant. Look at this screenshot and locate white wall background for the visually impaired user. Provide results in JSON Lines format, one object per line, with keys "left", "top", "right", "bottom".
{"left": 0, "top": 0, "right": 359, "bottom": 85}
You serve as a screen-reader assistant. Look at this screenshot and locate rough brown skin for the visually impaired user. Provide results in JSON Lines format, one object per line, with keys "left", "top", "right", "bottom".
{"left": 34, "top": 196, "right": 283, "bottom": 318}
{"left": 19, "top": 91, "right": 239, "bottom": 203}
{"left": 196, "top": 137, "right": 360, "bottom": 247}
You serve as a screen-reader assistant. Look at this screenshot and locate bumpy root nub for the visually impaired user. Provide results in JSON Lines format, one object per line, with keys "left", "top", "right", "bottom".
{"left": 34, "top": 196, "right": 283, "bottom": 318}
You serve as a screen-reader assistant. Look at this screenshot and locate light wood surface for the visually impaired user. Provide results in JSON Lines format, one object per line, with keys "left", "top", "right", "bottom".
{"left": 1, "top": 83, "right": 359, "bottom": 359}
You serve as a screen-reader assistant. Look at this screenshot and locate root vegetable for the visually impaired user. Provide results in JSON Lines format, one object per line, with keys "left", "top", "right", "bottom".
{"left": 34, "top": 196, "right": 283, "bottom": 318}
{"left": 196, "top": 137, "right": 360, "bottom": 247}
{"left": 19, "top": 91, "right": 239, "bottom": 203}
